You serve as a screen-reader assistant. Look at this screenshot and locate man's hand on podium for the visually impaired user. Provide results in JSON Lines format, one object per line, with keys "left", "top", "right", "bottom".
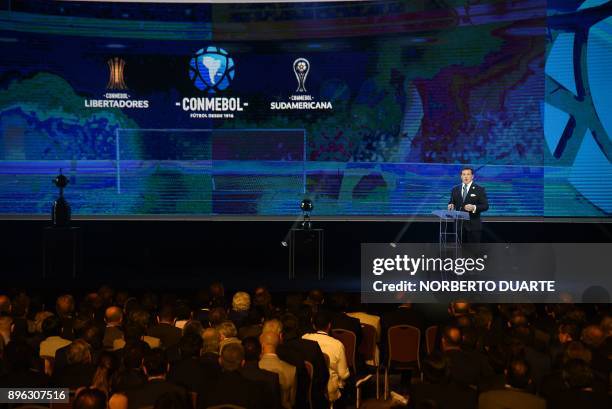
{"left": 447, "top": 203, "right": 455, "bottom": 211}
{"left": 464, "top": 204, "right": 476, "bottom": 213}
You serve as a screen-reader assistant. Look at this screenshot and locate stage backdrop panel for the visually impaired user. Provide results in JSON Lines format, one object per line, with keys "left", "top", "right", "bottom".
{"left": 0, "top": 0, "right": 610, "bottom": 217}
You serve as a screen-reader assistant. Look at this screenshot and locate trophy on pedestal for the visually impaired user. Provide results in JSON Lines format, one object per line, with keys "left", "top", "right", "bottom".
{"left": 52, "top": 169, "right": 71, "bottom": 227}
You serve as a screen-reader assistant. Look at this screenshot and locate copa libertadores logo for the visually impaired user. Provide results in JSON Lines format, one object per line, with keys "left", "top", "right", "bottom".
{"left": 84, "top": 57, "right": 149, "bottom": 109}
{"left": 178, "top": 46, "right": 247, "bottom": 119}
{"left": 270, "top": 57, "right": 332, "bottom": 111}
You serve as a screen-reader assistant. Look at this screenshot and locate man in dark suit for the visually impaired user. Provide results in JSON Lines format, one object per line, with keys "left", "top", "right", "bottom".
{"left": 409, "top": 352, "right": 477, "bottom": 409}
{"left": 168, "top": 333, "right": 218, "bottom": 393}
{"left": 197, "top": 343, "right": 264, "bottom": 409}
{"left": 125, "top": 349, "right": 189, "bottom": 409}
{"left": 277, "top": 313, "right": 329, "bottom": 409}
{"left": 148, "top": 305, "right": 182, "bottom": 349}
{"left": 241, "top": 336, "right": 282, "bottom": 409}
{"left": 448, "top": 166, "right": 489, "bottom": 243}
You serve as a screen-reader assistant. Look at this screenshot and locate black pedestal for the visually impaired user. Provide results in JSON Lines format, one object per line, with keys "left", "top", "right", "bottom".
{"left": 43, "top": 226, "right": 83, "bottom": 279}
{"left": 289, "top": 228, "right": 323, "bottom": 279}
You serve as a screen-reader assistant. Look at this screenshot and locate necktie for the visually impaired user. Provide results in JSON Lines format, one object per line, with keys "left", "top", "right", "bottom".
{"left": 462, "top": 184, "right": 467, "bottom": 201}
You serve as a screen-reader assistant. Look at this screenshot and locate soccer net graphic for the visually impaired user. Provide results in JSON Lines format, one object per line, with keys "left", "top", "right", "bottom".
{"left": 115, "top": 129, "right": 306, "bottom": 215}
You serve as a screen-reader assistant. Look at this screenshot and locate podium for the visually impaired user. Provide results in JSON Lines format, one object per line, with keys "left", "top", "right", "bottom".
{"left": 43, "top": 226, "right": 83, "bottom": 279}
{"left": 288, "top": 229, "right": 323, "bottom": 280}
{"left": 432, "top": 210, "right": 469, "bottom": 249}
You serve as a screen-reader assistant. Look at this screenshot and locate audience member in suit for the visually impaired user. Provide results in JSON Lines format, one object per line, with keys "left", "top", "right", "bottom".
{"left": 55, "top": 322, "right": 104, "bottom": 373}
{"left": 103, "top": 306, "right": 124, "bottom": 350}
{"left": 548, "top": 358, "right": 611, "bottom": 409}
{"left": 125, "top": 349, "right": 189, "bottom": 409}
{"left": 241, "top": 336, "right": 283, "bottom": 409}
{"left": 408, "top": 352, "right": 477, "bottom": 409}
{"left": 197, "top": 343, "right": 264, "bottom": 409}
{"left": 56, "top": 294, "right": 77, "bottom": 341}
{"left": 441, "top": 325, "right": 494, "bottom": 389}
{"left": 479, "top": 359, "right": 546, "bottom": 409}
{"left": 0, "top": 339, "right": 48, "bottom": 387}
{"left": 168, "top": 333, "right": 218, "bottom": 393}
{"left": 114, "top": 342, "right": 149, "bottom": 393}
{"left": 259, "top": 330, "right": 297, "bottom": 409}
{"left": 114, "top": 323, "right": 160, "bottom": 351}
{"left": 148, "top": 305, "right": 182, "bottom": 349}
{"left": 51, "top": 339, "right": 96, "bottom": 388}
{"left": 200, "top": 327, "right": 221, "bottom": 372}
{"left": 238, "top": 309, "right": 264, "bottom": 340}
{"left": 10, "top": 292, "right": 32, "bottom": 340}
{"left": 278, "top": 313, "right": 329, "bottom": 409}
{"left": 39, "top": 315, "right": 72, "bottom": 359}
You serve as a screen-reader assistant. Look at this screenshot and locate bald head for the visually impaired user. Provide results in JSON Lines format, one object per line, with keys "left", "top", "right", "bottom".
{"left": 442, "top": 326, "right": 461, "bottom": 350}
{"left": 105, "top": 306, "right": 123, "bottom": 325}
{"left": 259, "top": 331, "right": 280, "bottom": 354}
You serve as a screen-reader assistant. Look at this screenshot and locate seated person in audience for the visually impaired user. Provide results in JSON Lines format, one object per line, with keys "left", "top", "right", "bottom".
{"left": 200, "top": 327, "right": 222, "bottom": 371}
{"left": 103, "top": 307, "right": 124, "bottom": 350}
{"left": 114, "top": 323, "right": 159, "bottom": 351}
{"left": 125, "top": 349, "right": 188, "bottom": 409}
{"left": 479, "top": 359, "right": 545, "bottom": 409}
{"left": 0, "top": 339, "right": 48, "bottom": 386}
{"left": 39, "top": 315, "right": 72, "bottom": 359}
{"left": 229, "top": 291, "right": 251, "bottom": 328}
{"left": 114, "top": 342, "right": 149, "bottom": 392}
{"left": 241, "top": 336, "right": 283, "bottom": 409}
{"left": 74, "top": 388, "right": 108, "bottom": 409}
{"left": 168, "top": 333, "right": 218, "bottom": 393}
{"left": 56, "top": 294, "right": 77, "bottom": 341}
{"left": 277, "top": 313, "right": 329, "bottom": 409}
{"left": 216, "top": 320, "right": 241, "bottom": 351}
{"left": 197, "top": 342, "right": 264, "bottom": 409}
{"left": 441, "top": 325, "right": 493, "bottom": 389}
{"left": 547, "top": 358, "right": 611, "bottom": 409}
{"left": 259, "top": 330, "right": 297, "bottom": 409}
{"left": 52, "top": 339, "right": 96, "bottom": 388}
{"left": 148, "top": 305, "right": 182, "bottom": 349}
{"left": 408, "top": 352, "right": 477, "bottom": 409}
{"left": 302, "top": 311, "right": 350, "bottom": 403}
{"left": 55, "top": 322, "right": 104, "bottom": 373}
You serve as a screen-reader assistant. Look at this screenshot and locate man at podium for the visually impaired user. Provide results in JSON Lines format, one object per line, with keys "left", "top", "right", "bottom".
{"left": 447, "top": 167, "right": 489, "bottom": 243}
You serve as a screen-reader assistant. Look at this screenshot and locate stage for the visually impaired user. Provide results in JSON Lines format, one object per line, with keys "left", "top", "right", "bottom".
{"left": 2, "top": 218, "right": 610, "bottom": 292}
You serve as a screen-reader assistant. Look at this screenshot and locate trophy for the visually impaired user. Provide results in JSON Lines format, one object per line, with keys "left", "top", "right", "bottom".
{"left": 293, "top": 58, "right": 310, "bottom": 93}
{"left": 300, "top": 198, "right": 313, "bottom": 230}
{"left": 52, "top": 169, "right": 71, "bottom": 226}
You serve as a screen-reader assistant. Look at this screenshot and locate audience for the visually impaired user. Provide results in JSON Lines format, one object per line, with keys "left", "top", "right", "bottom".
{"left": 0, "top": 286, "right": 609, "bottom": 409}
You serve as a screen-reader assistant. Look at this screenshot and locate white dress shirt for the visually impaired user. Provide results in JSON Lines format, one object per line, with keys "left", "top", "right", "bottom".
{"left": 462, "top": 181, "right": 477, "bottom": 213}
{"left": 302, "top": 331, "right": 350, "bottom": 401}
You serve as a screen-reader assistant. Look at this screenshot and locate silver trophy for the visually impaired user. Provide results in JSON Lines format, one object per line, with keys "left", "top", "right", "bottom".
{"left": 293, "top": 58, "right": 310, "bottom": 93}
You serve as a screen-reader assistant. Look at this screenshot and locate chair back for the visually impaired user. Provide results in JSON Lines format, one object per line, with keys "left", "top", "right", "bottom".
{"left": 358, "top": 323, "right": 377, "bottom": 365}
{"left": 387, "top": 325, "right": 420, "bottom": 366}
{"left": 425, "top": 325, "right": 438, "bottom": 355}
{"left": 331, "top": 328, "right": 357, "bottom": 373}
{"left": 304, "top": 360, "right": 314, "bottom": 409}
